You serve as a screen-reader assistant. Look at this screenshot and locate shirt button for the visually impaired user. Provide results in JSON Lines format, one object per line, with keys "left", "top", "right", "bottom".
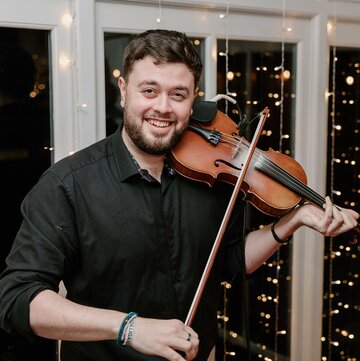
{"left": 169, "top": 232, "right": 174, "bottom": 240}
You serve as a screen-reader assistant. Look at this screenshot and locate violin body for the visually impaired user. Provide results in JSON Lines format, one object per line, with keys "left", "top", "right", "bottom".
{"left": 170, "top": 109, "right": 308, "bottom": 217}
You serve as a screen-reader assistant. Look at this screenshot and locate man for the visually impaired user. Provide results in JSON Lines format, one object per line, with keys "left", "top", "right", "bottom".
{"left": 0, "top": 29, "right": 358, "bottom": 361}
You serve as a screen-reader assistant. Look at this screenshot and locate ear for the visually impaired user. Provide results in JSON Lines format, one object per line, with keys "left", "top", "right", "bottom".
{"left": 194, "top": 87, "right": 199, "bottom": 98}
{"left": 190, "top": 88, "right": 199, "bottom": 116}
{"left": 118, "top": 76, "right": 126, "bottom": 108}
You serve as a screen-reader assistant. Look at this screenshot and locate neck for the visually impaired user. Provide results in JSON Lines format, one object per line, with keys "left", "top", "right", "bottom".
{"left": 121, "top": 128, "right": 165, "bottom": 182}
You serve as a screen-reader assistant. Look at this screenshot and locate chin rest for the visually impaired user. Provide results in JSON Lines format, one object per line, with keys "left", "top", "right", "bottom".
{"left": 190, "top": 101, "right": 217, "bottom": 123}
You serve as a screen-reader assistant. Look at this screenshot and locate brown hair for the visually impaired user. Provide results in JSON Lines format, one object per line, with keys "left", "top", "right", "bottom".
{"left": 123, "top": 29, "right": 203, "bottom": 87}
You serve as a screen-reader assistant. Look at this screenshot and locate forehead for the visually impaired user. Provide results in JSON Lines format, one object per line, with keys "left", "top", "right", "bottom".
{"left": 128, "top": 56, "right": 195, "bottom": 90}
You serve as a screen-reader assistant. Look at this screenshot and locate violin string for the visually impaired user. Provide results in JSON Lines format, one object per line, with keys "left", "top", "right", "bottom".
{"left": 217, "top": 132, "right": 327, "bottom": 206}
{"left": 253, "top": 152, "right": 326, "bottom": 206}
{"left": 256, "top": 156, "right": 326, "bottom": 206}
{"left": 219, "top": 6, "right": 230, "bottom": 360}
{"left": 255, "top": 154, "right": 325, "bottom": 205}
{"left": 219, "top": 132, "right": 346, "bottom": 217}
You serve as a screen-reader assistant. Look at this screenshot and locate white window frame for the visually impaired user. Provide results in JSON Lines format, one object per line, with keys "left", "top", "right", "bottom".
{"left": 0, "top": 0, "right": 78, "bottom": 162}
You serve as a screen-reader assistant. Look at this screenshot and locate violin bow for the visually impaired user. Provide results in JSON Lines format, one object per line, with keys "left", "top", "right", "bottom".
{"left": 185, "top": 107, "right": 271, "bottom": 326}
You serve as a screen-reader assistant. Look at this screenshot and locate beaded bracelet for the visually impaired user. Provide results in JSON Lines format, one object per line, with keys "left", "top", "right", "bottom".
{"left": 271, "top": 218, "right": 293, "bottom": 244}
{"left": 117, "top": 312, "right": 138, "bottom": 346}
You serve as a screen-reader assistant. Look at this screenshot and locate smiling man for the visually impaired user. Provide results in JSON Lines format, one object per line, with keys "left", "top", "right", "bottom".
{"left": 0, "top": 29, "right": 358, "bottom": 361}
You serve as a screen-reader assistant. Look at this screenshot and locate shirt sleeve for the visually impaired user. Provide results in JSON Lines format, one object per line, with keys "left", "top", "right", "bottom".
{"left": 0, "top": 169, "right": 78, "bottom": 340}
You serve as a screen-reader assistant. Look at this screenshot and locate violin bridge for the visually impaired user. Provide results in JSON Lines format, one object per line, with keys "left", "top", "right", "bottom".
{"left": 232, "top": 136, "right": 244, "bottom": 160}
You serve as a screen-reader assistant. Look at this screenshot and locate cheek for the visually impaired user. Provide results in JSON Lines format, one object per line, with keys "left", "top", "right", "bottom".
{"left": 174, "top": 104, "right": 192, "bottom": 122}
{"left": 127, "top": 98, "right": 149, "bottom": 117}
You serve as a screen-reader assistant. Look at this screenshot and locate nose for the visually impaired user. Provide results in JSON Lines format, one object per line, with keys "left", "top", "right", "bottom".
{"left": 153, "top": 94, "right": 172, "bottom": 114}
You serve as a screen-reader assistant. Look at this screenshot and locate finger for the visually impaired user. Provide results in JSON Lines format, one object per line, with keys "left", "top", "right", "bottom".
{"left": 327, "top": 205, "right": 358, "bottom": 236}
{"left": 335, "top": 206, "right": 359, "bottom": 226}
{"left": 184, "top": 326, "right": 198, "bottom": 340}
{"left": 161, "top": 347, "right": 187, "bottom": 361}
{"left": 336, "top": 203, "right": 359, "bottom": 217}
{"left": 185, "top": 330, "right": 199, "bottom": 359}
{"left": 171, "top": 329, "right": 199, "bottom": 361}
{"left": 184, "top": 338, "right": 199, "bottom": 361}
{"left": 325, "top": 206, "right": 344, "bottom": 235}
{"left": 169, "top": 332, "right": 198, "bottom": 351}
{"left": 167, "top": 340, "right": 198, "bottom": 361}
{"left": 323, "top": 196, "right": 333, "bottom": 213}
{"left": 317, "top": 196, "right": 334, "bottom": 232}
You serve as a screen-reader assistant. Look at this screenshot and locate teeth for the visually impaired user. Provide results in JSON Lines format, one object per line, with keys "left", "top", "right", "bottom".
{"left": 148, "top": 119, "right": 170, "bottom": 127}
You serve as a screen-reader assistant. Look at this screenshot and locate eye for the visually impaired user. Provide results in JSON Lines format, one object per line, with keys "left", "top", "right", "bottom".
{"left": 141, "top": 88, "right": 157, "bottom": 97}
{"left": 171, "top": 92, "right": 186, "bottom": 100}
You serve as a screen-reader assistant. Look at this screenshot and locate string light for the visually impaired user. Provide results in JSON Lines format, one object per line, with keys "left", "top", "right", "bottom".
{"left": 327, "top": 1, "right": 338, "bottom": 360}
{"left": 271, "top": 4, "right": 289, "bottom": 360}
{"left": 59, "top": 54, "right": 73, "bottom": 69}
{"left": 61, "top": 13, "right": 73, "bottom": 27}
{"left": 221, "top": 5, "right": 230, "bottom": 115}
{"left": 220, "top": 281, "right": 231, "bottom": 360}
{"left": 218, "top": 7, "right": 241, "bottom": 360}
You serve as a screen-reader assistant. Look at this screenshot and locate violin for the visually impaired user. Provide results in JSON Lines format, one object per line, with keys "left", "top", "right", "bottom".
{"left": 169, "top": 101, "right": 360, "bottom": 243}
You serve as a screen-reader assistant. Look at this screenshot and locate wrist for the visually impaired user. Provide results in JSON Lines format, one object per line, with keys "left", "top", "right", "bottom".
{"left": 116, "top": 312, "right": 139, "bottom": 346}
{"left": 271, "top": 218, "right": 293, "bottom": 244}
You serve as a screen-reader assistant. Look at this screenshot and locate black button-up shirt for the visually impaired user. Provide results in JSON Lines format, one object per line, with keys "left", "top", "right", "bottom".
{"left": 0, "top": 128, "right": 245, "bottom": 360}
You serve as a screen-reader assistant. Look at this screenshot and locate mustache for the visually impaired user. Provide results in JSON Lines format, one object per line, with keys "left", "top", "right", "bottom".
{"left": 145, "top": 113, "right": 175, "bottom": 121}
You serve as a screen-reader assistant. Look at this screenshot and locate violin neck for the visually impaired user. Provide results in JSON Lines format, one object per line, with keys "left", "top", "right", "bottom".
{"left": 256, "top": 154, "right": 360, "bottom": 245}
{"left": 255, "top": 154, "right": 325, "bottom": 208}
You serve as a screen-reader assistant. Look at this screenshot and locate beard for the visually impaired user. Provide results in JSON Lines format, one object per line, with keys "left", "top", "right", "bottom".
{"left": 123, "top": 108, "right": 187, "bottom": 155}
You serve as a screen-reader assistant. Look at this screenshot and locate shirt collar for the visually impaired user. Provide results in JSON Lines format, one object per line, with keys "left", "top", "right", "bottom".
{"left": 111, "top": 126, "right": 176, "bottom": 183}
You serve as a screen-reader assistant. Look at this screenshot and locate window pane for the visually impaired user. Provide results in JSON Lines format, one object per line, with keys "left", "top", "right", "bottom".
{"left": 323, "top": 47, "right": 360, "bottom": 360}
{"left": 0, "top": 27, "right": 54, "bottom": 360}
{"left": 216, "top": 39, "right": 296, "bottom": 360}
{"left": 103, "top": 32, "right": 205, "bottom": 136}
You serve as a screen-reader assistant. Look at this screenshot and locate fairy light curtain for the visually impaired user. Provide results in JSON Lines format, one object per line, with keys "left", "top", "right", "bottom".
{"left": 215, "top": 2, "right": 294, "bottom": 360}
{"left": 322, "top": 5, "right": 360, "bottom": 360}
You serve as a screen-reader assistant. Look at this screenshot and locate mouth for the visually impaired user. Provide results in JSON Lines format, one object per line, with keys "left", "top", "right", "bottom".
{"left": 146, "top": 118, "right": 172, "bottom": 128}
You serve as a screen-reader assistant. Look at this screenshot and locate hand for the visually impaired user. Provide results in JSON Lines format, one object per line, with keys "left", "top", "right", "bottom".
{"left": 130, "top": 317, "right": 199, "bottom": 361}
{"left": 296, "top": 196, "right": 359, "bottom": 237}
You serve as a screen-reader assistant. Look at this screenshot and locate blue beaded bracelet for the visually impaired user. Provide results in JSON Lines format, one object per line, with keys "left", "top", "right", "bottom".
{"left": 117, "top": 312, "right": 138, "bottom": 346}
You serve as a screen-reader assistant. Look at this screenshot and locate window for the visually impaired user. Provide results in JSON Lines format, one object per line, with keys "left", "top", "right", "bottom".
{"left": 216, "top": 39, "right": 296, "bottom": 360}
{"left": 0, "top": 27, "right": 54, "bottom": 360}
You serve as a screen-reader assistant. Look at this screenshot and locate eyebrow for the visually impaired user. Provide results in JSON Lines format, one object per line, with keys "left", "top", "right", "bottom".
{"left": 137, "top": 80, "right": 191, "bottom": 94}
